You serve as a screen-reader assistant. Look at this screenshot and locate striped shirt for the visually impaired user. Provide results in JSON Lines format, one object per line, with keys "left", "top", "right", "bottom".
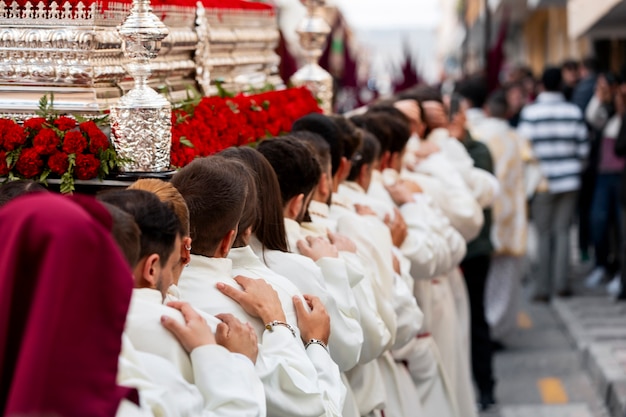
{"left": 518, "top": 92, "right": 589, "bottom": 193}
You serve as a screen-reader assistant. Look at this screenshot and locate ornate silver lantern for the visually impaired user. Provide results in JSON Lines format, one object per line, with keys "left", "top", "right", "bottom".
{"left": 290, "top": 0, "right": 333, "bottom": 114}
{"left": 110, "top": 0, "right": 172, "bottom": 172}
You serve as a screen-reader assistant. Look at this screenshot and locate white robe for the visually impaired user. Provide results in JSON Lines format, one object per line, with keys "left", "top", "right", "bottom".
{"left": 178, "top": 255, "right": 345, "bottom": 417}
{"left": 117, "top": 334, "right": 266, "bottom": 417}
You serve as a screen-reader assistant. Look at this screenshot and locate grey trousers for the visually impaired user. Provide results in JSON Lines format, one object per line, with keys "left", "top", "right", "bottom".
{"left": 531, "top": 191, "right": 578, "bottom": 296}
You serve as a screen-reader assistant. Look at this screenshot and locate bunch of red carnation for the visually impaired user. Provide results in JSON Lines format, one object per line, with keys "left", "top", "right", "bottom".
{"left": 170, "top": 87, "right": 322, "bottom": 167}
{"left": 0, "top": 115, "right": 117, "bottom": 193}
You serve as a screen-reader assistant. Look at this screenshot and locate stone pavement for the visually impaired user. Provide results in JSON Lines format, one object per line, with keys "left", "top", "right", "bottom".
{"left": 553, "top": 297, "right": 626, "bottom": 417}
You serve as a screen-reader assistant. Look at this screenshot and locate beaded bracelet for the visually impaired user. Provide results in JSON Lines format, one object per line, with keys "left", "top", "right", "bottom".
{"left": 264, "top": 320, "right": 296, "bottom": 338}
{"left": 304, "top": 338, "right": 329, "bottom": 352}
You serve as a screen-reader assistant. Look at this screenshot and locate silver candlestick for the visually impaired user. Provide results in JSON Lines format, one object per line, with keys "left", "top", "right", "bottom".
{"left": 110, "top": 0, "right": 172, "bottom": 172}
{"left": 290, "top": 0, "right": 333, "bottom": 114}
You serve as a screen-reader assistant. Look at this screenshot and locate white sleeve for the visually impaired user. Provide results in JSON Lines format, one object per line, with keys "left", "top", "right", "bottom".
{"left": 315, "top": 257, "right": 364, "bottom": 371}
{"left": 399, "top": 201, "right": 454, "bottom": 279}
{"left": 190, "top": 345, "right": 266, "bottom": 417}
{"left": 255, "top": 326, "right": 341, "bottom": 417}
{"left": 465, "top": 167, "right": 499, "bottom": 209}
{"left": 585, "top": 95, "right": 608, "bottom": 130}
{"left": 408, "top": 154, "right": 484, "bottom": 241}
{"left": 306, "top": 344, "right": 346, "bottom": 417}
{"left": 390, "top": 269, "right": 423, "bottom": 350}
{"left": 118, "top": 337, "right": 265, "bottom": 417}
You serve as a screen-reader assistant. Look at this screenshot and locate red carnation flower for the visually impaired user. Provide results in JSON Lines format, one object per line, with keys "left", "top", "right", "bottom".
{"left": 87, "top": 128, "right": 110, "bottom": 154}
{"left": 33, "top": 129, "right": 60, "bottom": 155}
{"left": 48, "top": 151, "right": 69, "bottom": 175}
{"left": 22, "top": 117, "right": 47, "bottom": 132}
{"left": 16, "top": 148, "right": 44, "bottom": 178}
{"left": 54, "top": 116, "right": 77, "bottom": 131}
{"left": 0, "top": 151, "right": 8, "bottom": 176}
{"left": 74, "top": 153, "right": 100, "bottom": 180}
{"left": 79, "top": 120, "right": 100, "bottom": 136}
{"left": 62, "top": 131, "right": 87, "bottom": 154}
{"left": 1, "top": 122, "right": 26, "bottom": 151}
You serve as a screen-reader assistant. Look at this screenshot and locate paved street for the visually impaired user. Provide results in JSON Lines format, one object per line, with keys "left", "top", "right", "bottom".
{"left": 477, "top": 237, "right": 618, "bottom": 417}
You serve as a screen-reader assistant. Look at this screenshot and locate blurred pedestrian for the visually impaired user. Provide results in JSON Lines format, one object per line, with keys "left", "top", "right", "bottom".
{"left": 518, "top": 67, "right": 589, "bottom": 301}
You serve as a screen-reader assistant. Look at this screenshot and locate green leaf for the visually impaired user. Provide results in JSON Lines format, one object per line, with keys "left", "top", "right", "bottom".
{"left": 60, "top": 172, "right": 75, "bottom": 194}
{"left": 215, "top": 80, "right": 234, "bottom": 98}
{"left": 180, "top": 138, "right": 194, "bottom": 148}
{"left": 39, "top": 168, "right": 50, "bottom": 184}
{"left": 6, "top": 149, "right": 21, "bottom": 168}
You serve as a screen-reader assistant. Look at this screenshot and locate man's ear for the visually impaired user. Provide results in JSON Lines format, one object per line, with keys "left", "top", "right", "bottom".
{"left": 216, "top": 229, "right": 237, "bottom": 258}
{"left": 136, "top": 254, "right": 160, "bottom": 289}
{"left": 379, "top": 151, "right": 391, "bottom": 170}
{"left": 181, "top": 236, "right": 192, "bottom": 265}
{"left": 316, "top": 172, "right": 331, "bottom": 202}
{"left": 357, "top": 163, "right": 369, "bottom": 186}
{"left": 284, "top": 193, "right": 304, "bottom": 220}
{"left": 336, "top": 157, "right": 352, "bottom": 184}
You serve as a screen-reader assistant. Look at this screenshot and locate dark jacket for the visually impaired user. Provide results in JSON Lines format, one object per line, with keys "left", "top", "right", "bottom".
{"left": 460, "top": 131, "right": 495, "bottom": 260}
{"left": 613, "top": 114, "right": 626, "bottom": 207}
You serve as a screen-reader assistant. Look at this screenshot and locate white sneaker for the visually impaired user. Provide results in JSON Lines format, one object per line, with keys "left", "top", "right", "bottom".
{"left": 585, "top": 267, "right": 606, "bottom": 288}
{"left": 607, "top": 275, "right": 622, "bottom": 296}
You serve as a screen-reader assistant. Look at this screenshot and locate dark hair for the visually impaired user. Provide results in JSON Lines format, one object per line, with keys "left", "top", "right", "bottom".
{"left": 171, "top": 156, "right": 248, "bottom": 256}
{"left": 542, "top": 67, "right": 563, "bottom": 92}
{"left": 98, "top": 189, "right": 180, "bottom": 267}
{"left": 0, "top": 180, "right": 46, "bottom": 207}
{"left": 291, "top": 113, "right": 343, "bottom": 176}
{"left": 218, "top": 147, "right": 288, "bottom": 252}
{"left": 217, "top": 149, "right": 259, "bottom": 248}
{"left": 581, "top": 57, "right": 598, "bottom": 73}
{"left": 396, "top": 85, "right": 443, "bottom": 103}
{"left": 330, "top": 115, "right": 363, "bottom": 160}
{"left": 350, "top": 114, "right": 392, "bottom": 153}
{"left": 257, "top": 137, "right": 321, "bottom": 207}
{"left": 290, "top": 130, "right": 332, "bottom": 174}
{"left": 455, "top": 76, "right": 489, "bottom": 108}
{"left": 100, "top": 202, "right": 141, "bottom": 267}
{"left": 562, "top": 59, "right": 579, "bottom": 72}
{"left": 486, "top": 90, "right": 509, "bottom": 119}
{"left": 363, "top": 110, "right": 411, "bottom": 155}
{"left": 348, "top": 130, "right": 381, "bottom": 181}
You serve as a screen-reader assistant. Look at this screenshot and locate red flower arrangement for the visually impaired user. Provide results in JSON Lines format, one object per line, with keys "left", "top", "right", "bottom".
{"left": 0, "top": 95, "right": 122, "bottom": 193}
{"left": 170, "top": 86, "right": 322, "bottom": 167}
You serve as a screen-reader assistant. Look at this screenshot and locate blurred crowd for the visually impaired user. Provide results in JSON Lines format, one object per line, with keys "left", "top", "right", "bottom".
{"left": 1, "top": 57, "right": 621, "bottom": 417}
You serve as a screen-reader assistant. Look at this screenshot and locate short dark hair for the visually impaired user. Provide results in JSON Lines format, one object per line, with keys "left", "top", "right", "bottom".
{"left": 218, "top": 147, "right": 288, "bottom": 253}
{"left": 291, "top": 113, "right": 343, "bottom": 176}
{"left": 100, "top": 202, "right": 141, "bottom": 267}
{"left": 396, "top": 85, "right": 443, "bottom": 103}
{"left": 329, "top": 115, "right": 363, "bottom": 160}
{"left": 562, "top": 59, "right": 579, "bottom": 72}
{"left": 348, "top": 130, "right": 381, "bottom": 181}
{"left": 486, "top": 90, "right": 509, "bottom": 119}
{"left": 0, "top": 180, "right": 46, "bottom": 207}
{"left": 363, "top": 110, "right": 411, "bottom": 155}
{"left": 290, "top": 130, "right": 332, "bottom": 174}
{"left": 257, "top": 137, "right": 321, "bottom": 208}
{"left": 455, "top": 76, "right": 489, "bottom": 108}
{"left": 542, "top": 67, "right": 563, "bottom": 92}
{"left": 581, "top": 57, "right": 598, "bottom": 72}
{"left": 350, "top": 114, "right": 392, "bottom": 154}
{"left": 217, "top": 148, "right": 259, "bottom": 248}
{"left": 171, "top": 156, "right": 248, "bottom": 256}
{"left": 98, "top": 189, "right": 180, "bottom": 267}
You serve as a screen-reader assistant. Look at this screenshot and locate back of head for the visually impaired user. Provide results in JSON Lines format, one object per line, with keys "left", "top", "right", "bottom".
{"left": 348, "top": 130, "right": 381, "bottom": 181}
{"left": 217, "top": 149, "right": 258, "bottom": 248}
{"left": 0, "top": 180, "right": 47, "bottom": 208}
{"left": 257, "top": 137, "right": 321, "bottom": 207}
{"left": 290, "top": 130, "right": 332, "bottom": 174}
{"left": 350, "top": 113, "right": 392, "bottom": 154}
{"left": 364, "top": 109, "right": 411, "bottom": 154}
{"left": 100, "top": 202, "right": 141, "bottom": 268}
{"left": 397, "top": 85, "right": 443, "bottom": 104}
{"left": 455, "top": 76, "right": 489, "bottom": 108}
{"left": 486, "top": 90, "right": 509, "bottom": 119}
{"left": 562, "top": 59, "right": 579, "bottom": 72}
{"left": 219, "top": 147, "right": 288, "bottom": 252}
{"left": 329, "top": 115, "right": 363, "bottom": 160}
{"left": 98, "top": 189, "right": 180, "bottom": 267}
{"left": 291, "top": 113, "right": 343, "bottom": 176}
{"left": 171, "top": 156, "right": 248, "bottom": 255}
{"left": 542, "top": 67, "right": 563, "bottom": 92}
{"left": 0, "top": 193, "right": 132, "bottom": 416}
{"left": 582, "top": 57, "right": 598, "bottom": 73}
{"left": 128, "top": 178, "right": 190, "bottom": 237}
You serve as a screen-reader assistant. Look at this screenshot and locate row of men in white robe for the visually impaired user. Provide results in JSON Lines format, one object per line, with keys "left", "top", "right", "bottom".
{"left": 114, "top": 100, "right": 499, "bottom": 417}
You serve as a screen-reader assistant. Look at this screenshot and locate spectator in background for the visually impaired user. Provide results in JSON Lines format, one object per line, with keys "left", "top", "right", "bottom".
{"left": 518, "top": 67, "right": 589, "bottom": 301}
{"left": 610, "top": 76, "right": 626, "bottom": 300}
{"left": 505, "top": 82, "right": 526, "bottom": 128}
{"left": 584, "top": 73, "right": 624, "bottom": 291}
{"left": 562, "top": 60, "right": 581, "bottom": 102}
